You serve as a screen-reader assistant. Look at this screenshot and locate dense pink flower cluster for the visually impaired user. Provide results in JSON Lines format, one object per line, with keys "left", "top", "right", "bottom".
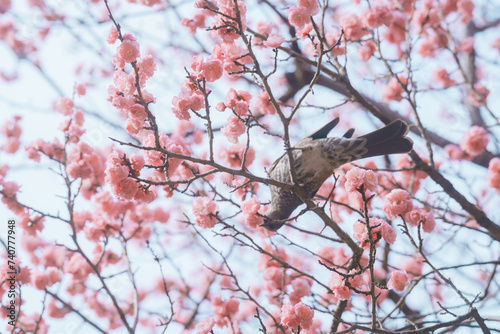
{"left": 222, "top": 88, "right": 252, "bottom": 116}
{"left": 66, "top": 141, "right": 106, "bottom": 198}
{"left": 340, "top": 13, "right": 368, "bottom": 41}
{"left": 488, "top": 157, "right": 500, "bottom": 190}
{"left": 404, "top": 208, "right": 436, "bottom": 232}
{"left": 353, "top": 217, "right": 396, "bottom": 249}
{"left": 192, "top": 196, "right": 218, "bottom": 228}
{"left": 254, "top": 90, "right": 276, "bottom": 115}
{"left": 0, "top": 115, "right": 21, "bottom": 153}
{"left": 344, "top": 167, "right": 378, "bottom": 194}
{"left": 241, "top": 197, "right": 263, "bottom": 228}
{"left": 280, "top": 302, "right": 314, "bottom": 331}
{"left": 289, "top": 277, "right": 312, "bottom": 305}
{"left": 142, "top": 133, "right": 185, "bottom": 176}
{"left": 460, "top": 125, "right": 489, "bottom": 156}
{"left": 221, "top": 114, "right": 246, "bottom": 143}
{"left": 219, "top": 142, "right": 255, "bottom": 168}
{"left": 387, "top": 270, "right": 410, "bottom": 292}
{"left": 171, "top": 81, "right": 205, "bottom": 120}
{"left": 288, "top": 0, "right": 318, "bottom": 30}
{"left": 190, "top": 54, "right": 224, "bottom": 83}
{"left": 383, "top": 189, "right": 413, "bottom": 219}
{"left": 212, "top": 296, "right": 239, "bottom": 327}
{"left": 329, "top": 269, "right": 363, "bottom": 301}
{"left": 210, "top": 0, "right": 247, "bottom": 43}
{"left": 105, "top": 149, "right": 156, "bottom": 202}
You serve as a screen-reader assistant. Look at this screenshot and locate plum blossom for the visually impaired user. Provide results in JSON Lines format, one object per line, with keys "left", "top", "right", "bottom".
{"left": 460, "top": 125, "right": 489, "bottom": 156}
{"left": 192, "top": 197, "right": 218, "bottom": 228}
{"left": 387, "top": 270, "right": 410, "bottom": 292}
{"left": 117, "top": 33, "right": 140, "bottom": 63}
{"left": 281, "top": 302, "right": 314, "bottom": 330}
{"left": 344, "top": 167, "right": 377, "bottom": 193}
{"left": 383, "top": 189, "right": 413, "bottom": 219}
{"left": 264, "top": 33, "right": 285, "bottom": 48}
{"left": 241, "top": 197, "right": 263, "bottom": 228}
{"left": 488, "top": 157, "right": 500, "bottom": 190}
{"left": 196, "top": 317, "right": 216, "bottom": 334}
{"left": 221, "top": 114, "right": 246, "bottom": 143}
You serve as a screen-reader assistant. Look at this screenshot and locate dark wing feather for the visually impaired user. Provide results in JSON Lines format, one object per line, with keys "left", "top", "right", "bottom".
{"left": 308, "top": 117, "right": 340, "bottom": 140}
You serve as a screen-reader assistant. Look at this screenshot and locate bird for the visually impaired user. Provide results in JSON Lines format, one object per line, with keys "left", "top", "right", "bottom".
{"left": 262, "top": 118, "right": 413, "bottom": 231}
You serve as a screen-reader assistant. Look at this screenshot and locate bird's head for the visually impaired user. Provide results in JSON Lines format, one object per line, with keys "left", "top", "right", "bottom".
{"left": 261, "top": 205, "right": 287, "bottom": 231}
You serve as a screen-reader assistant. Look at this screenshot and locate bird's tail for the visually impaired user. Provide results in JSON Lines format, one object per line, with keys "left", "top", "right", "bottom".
{"left": 359, "top": 120, "right": 413, "bottom": 158}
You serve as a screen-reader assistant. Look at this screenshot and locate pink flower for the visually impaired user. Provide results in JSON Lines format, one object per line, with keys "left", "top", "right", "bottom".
{"left": 255, "top": 90, "right": 276, "bottom": 115}
{"left": 381, "top": 76, "right": 405, "bottom": 102}
{"left": 404, "top": 209, "right": 421, "bottom": 227}
{"left": 288, "top": 6, "right": 310, "bottom": 28}
{"left": 196, "top": 317, "right": 216, "bottom": 334}
{"left": 468, "top": 84, "right": 489, "bottom": 107}
{"left": 106, "top": 26, "right": 119, "bottom": 44}
{"left": 219, "top": 143, "right": 255, "bottom": 168}
{"left": 340, "top": 13, "right": 366, "bottom": 41}
{"left": 75, "top": 83, "right": 86, "bottom": 96}
{"left": 264, "top": 33, "right": 285, "bottom": 48}
{"left": 383, "top": 189, "right": 413, "bottom": 219}
{"left": 221, "top": 114, "right": 246, "bottom": 143}
{"left": 487, "top": 157, "right": 500, "bottom": 190}
{"left": 113, "top": 178, "right": 139, "bottom": 200}
{"left": 329, "top": 272, "right": 352, "bottom": 300}
{"left": 381, "top": 222, "right": 397, "bottom": 244}
{"left": 192, "top": 197, "right": 218, "bottom": 228}
{"left": 281, "top": 302, "right": 314, "bottom": 330}
{"left": 298, "top": 0, "right": 320, "bottom": 16}
{"left": 201, "top": 58, "right": 223, "bottom": 82}
{"left": 117, "top": 36, "right": 140, "bottom": 63}
{"left": 432, "top": 67, "right": 455, "bottom": 88}
{"left": 387, "top": 270, "right": 410, "bottom": 292}
{"left": 241, "top": 197, "right": 260, "bottom": 214}
{"left": 444, "top": 144, "right": 463, "bottom": 161}
{"left": 460, "top": 125, "right": 489, "bottom": 156}
{"left": 421, "top": 210, "right": 436, "bottom": 233}
{"left": 357, "top": 40, "right": 376, "bottom": 61}
{"left": 457, "top": 0, "right": 474, "bottom": 23}
{"left": 31, "top": 271, "right": 49, "bottom": 290}
{"left": 55, "top": 97, "right": 74, "bottom": 115}
{"left": 344, "top": 167, "right": 378, "bottom": 193}
{"left": 289, "top": 277, "right": 312, "bottom": 304}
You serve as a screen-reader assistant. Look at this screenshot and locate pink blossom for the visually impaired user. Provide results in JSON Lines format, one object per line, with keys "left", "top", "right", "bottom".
{"left": 404, "top": 209, "right": 421, "bottom": 227}
{"left": 216, "top": 102, "right": 226, "bottom": 111}
{"left": 468, "top": 84, "right": 489, "bottom": 107}
{"left": 381, "top": 222, "right": 397, "bottom": 244}
{"left": 255, "top": 90, "right": 276, "bottom": 115}
{"left": 221, "top": 114, "right": 246, "bottom": 143}
{"left": 298, "top": 0, "right": 320, "bottom": 16}
{"left": 281, "top": 302, "right": 314, "bottom": 331}
{"left": 181, "top": 14, "right": 205, "bottom": 34}
{"left": 460, "top": 125, "right": 489, "bottom": 156}
{"left": 444, "top": 144, "right": 463, "bottom": 161}
{"left": 55, "top": 97, "right": 74, "bottom": 115}
{"left": 421, "top": 210, "right": 436, "bottom": 233}
{"left": 219, "top": 143, "right": 255, "bottom": 168}
{"left": 340, "top": 13, "right": 366, "bottom": 41}
{"left": 457, "top": 0, "right": 474, "bottom": 23}
{"left": 117, "top": 36, "right": 140, "bottom": 63}
{"left": 487, "top": 157, "right": 500, "bottom": 190}
{"left": 241, "top": 197, "right": 260, "bottom": 214}
{"left": 196, "top": 317, "right": 216, "bottom": 334}
{"left": 387, "top": 270, "right": 410, "bottom": 292}
{"left": 31, "top": 271, "right": 49, "bottom": 290}
{"left": 381, "top": 76, "right": 406, "bottom": 102}
{"left": 344, "top": 167, "right": 378, "bottom": 193}
{"left": 201, "top": 58, "right": 223, "bottom": 82}
{"left": 289, "top": 277, "right": 312, "bottom": 304}
{"left": 114, "top": 178, "right": 139, "bottom": 200}
{"left": 288, "top": 6, "right": 310, "bottom": 29}
{"left": 383, "top": 189, "right": 413, "bottom": 219}
{"left": 138, "top": 55, "right": 156, "bottom": 80}
{"left": 432, "top": 67, "right": 455, "bottom": 88}
{"left": 329, "top": 272, "right": 352, "bottom": 300}
{"left": 106, "top": 26, "right": 119, "bottom": 44}
{"left": 75, "top": 83, "right": 86, "bottom": 96}
{"left": 192, "top": 197, "right": 218, "bottom": 228}
{"left": 264, "top": 33, "right": 285, "bottom": 48}
{"left": 362, "top": 5, "right": 392, "bottom": 28}
{"left": 357, "top": 40, "right": 376, "bottom": 61}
